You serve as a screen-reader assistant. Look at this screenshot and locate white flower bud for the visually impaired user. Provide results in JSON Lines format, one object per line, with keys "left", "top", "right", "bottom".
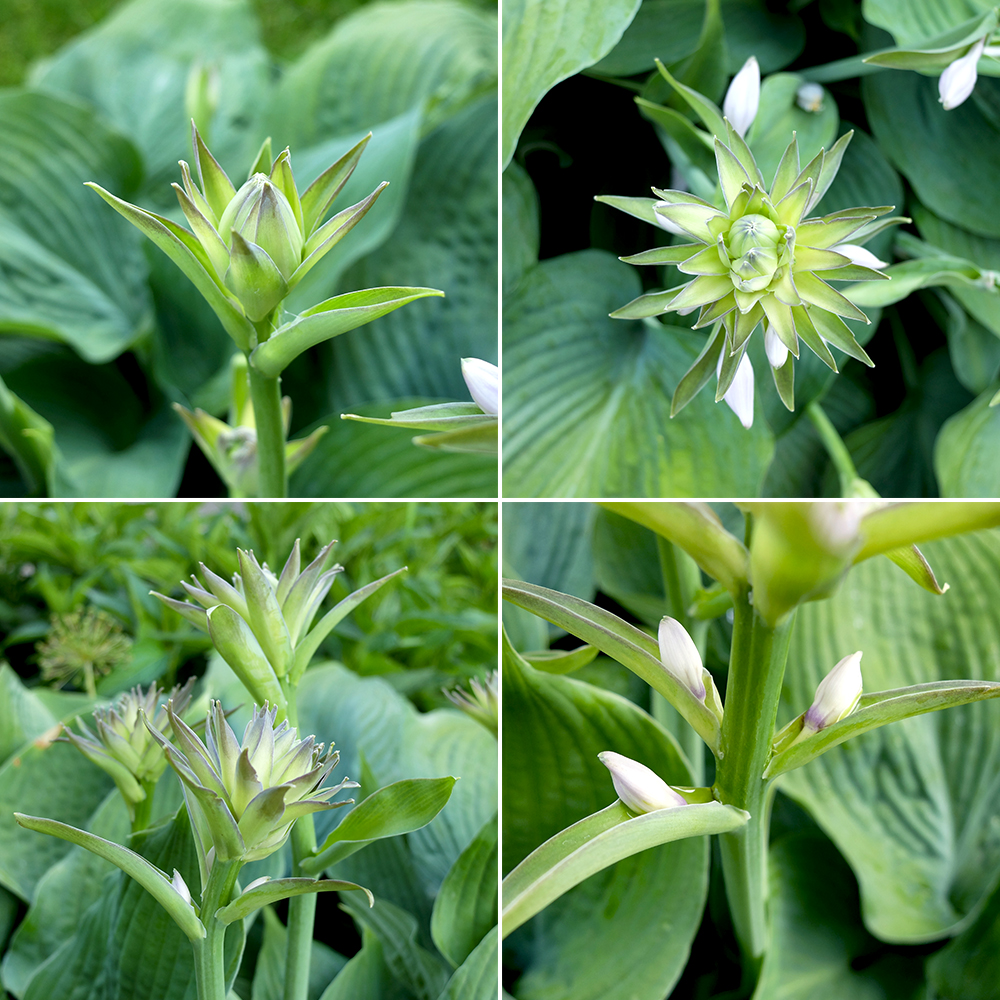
{"left": 658, "top": 617, "right": 706, "bottom": 699}
{"left": 653, "top": 203, "right": 691, "bottom": 236}
{"left": 724, "top": 56, "right": 760, "bottom": 137}
{"left": 939, "top": 37, "right": 986, "bottom": 110}
{"left": 833, "top": 243, "right": 888, "bottom": 270}
{"left": 764, "top": 324, "right": 789, "bottom": 369}
{"left": 461, "top": 358, "right": 498, "bottom": 415}
{"left": 598, "top": 751, "right": 687, "bottom": 813}
{"left": 795, "top": 82, "right": 825, "bottom": 113}
{"left": 804, "top": 651, "right": 863, "bottom": 731}
{"left": 171, "top": 868, "right": 192, "bottom": 905}
{"left": 717, "top": 350, "right": 755, "bottom": 429}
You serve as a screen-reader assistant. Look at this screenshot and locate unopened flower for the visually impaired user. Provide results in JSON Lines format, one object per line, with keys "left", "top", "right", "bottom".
{"left": 795, "top": 82, "right": 825, "bottom": 113}
{"left": 444, "top": 670, "right": 498, "bottom": 735}
{"left": 657, "top": 618, "right": 725, "bottom": 720}
{"left": 598, "top": 751, "right": 687, "bottom": 813}
{"left": 148, "top": 701, "right": 357, "bottom": 870}
{"left": 88, "top": 124, "right": 386, "bottom": 325}
{"left": 723, "top": 56, "right": 760, "bottom": 137}
{"left": 717, "top": 349, "right": 755, "bottom": 429}
{"left": 461, "top": 358, "right": 499, "bottom": 415}
{"left": 606, "top": 128, "right": 894, "bottom": 417}
{"left": 939, "top": 37, "right": 986, "bottom": 109}
{"left": 803, "top": 651, "right": 863, "bottom": 731}
{"left": 832, "top": 243, "right": 887, "bottom": 270}
{"left": 170, "top": 868, "right": 193, "bottom": 906}
{"left": 63, "top": 679, "right": 195, "bottom": 817}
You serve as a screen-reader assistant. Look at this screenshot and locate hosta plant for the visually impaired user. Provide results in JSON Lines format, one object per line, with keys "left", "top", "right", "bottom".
{"left": 12, "top": 535, "right": 460, "bottom": 1000}
{"left": 502, "top": 500, "right": 1000, "bottom": 998}
{"left": 89, "top": 125, "right": 443, "bottom": 497}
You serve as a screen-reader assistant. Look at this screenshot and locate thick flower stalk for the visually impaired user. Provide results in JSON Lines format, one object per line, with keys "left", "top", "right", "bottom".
{"left": 151, "top": 539, "right": 405, "bottom": 711}
{"left": 147, "top": 700, "right": 356, "bottom": 876}
{"left": 63, "top": 678, "right": 195, "bottom": 823}
{"left": 605, "top": 124, "right": 896, "bottom": 420}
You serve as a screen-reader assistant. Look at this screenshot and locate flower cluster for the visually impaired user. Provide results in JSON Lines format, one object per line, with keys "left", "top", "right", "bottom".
{"left": 148, "top": 701, "right": 356, "bottom": 870}
{"left": 63, "top": 679, "right": 195, "bottom": 818}
{"left": 600, "top": 59, "right": 898, "bottom": 426}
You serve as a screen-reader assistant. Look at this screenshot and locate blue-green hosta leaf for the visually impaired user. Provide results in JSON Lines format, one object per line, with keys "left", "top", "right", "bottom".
{"left": 290, "top": 399, "right": 497, "bottom": 498}
{"left": 502, "top": 161, "right": 539, "bottom": 295}
{"left": 0, "top": 737, "right": 114, "bottom": 901}
{"left": 438, "top": 926, "right": 498, "bottom": 1000}
{"left": 862, "top": 0, "right": 995, "bottom": 48}
{"left": 267, "top": 0, "right": 496, "bottom": 146}
{"left": 30, "top": 0, "right": 272, "bottom": 195}
{"left": 755, "top": 830, "right": 927, "bottom": 999}
{"left": 316, "top": 95, "right": 498, "bottom": 411}
{"left": 0, "top": 91, "right": 151, "bottom": 365}
{"left": 502, "top": 0, "right": 641, "bottom": 166}
{"left": 316, "top": 933, "right": 388, "bottom": 1000}
{"left": 295, "top": 663, "right": 497, "bottom": 893}
{"left": 341, "top": 894, "right": 451, "bottom": 1000}
{"left": 502, "top": 250, "right": 774, "bottom": 497}
{"left": 778, "top": 532, "right": 1000, "bottom": 942}
{"left": 503, "top": 637, "right": 708, "bottom": 1000}
{"left": 431, "top": 813, "right": 498, "bottom": 968}
{"left": 0, "top": 370, "right": 58, "bottom": 497}
{"left": 0, "top": 664, "right": 58, "bottom": 766}
{"left": 864, "top": 68, "right": 1000, "bottom": 238}
{"left": 935, "top": 385, "right": 1000, "bottom": 497}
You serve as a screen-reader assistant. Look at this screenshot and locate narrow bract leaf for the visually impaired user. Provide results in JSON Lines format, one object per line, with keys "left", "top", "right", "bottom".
{"left": 302, "top": 776, "right": 456, "bottom": 874}
{"left": 251, "top": 287, "right": 444, "bottom": 377}
{"left": 500, "top": 583, "right": 723, "bottom": 754}
{"left": 13, "top": 813, "right": 206, "bottom": 940}
{"left": 501, "top": 800, "right": 749, "bottom": 937}
{"left": 192, "top": 122, "right": 236, "bottom": 219}
{"left": 766, "top": 679, "right": 1000, "bottom": 778}
{"left": 225, "top": 231, "right": 288, "bottom": 322}
{"left": 215, "top": 877, "right": 373, "bottom": 924}
{"left": 206, "top": 604, "right": 285, "bottom": 709}
{"left": 300, "top": 132, "right": 373, "bottom": 236}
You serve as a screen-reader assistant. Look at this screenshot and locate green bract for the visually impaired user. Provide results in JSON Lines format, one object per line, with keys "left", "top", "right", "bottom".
{"left": 148, "top": 701, "right": 356, "bottom": 873}
{"left": 602, "top": 123, "right": 898, "bottom": 417}
{"left": 63, "top": 678, "right": 195, "bottom": 818}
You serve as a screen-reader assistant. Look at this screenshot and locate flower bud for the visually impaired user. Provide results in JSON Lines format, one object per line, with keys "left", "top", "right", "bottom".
{"left": 218, "top": 174, "right": 304, "bottom": 280}
{"left": 764, "top": 324, "right": 789, "bottom": 369}
{"left": 598, "top": 751, "right": 687, "bottom": 813}
{"left": 727, "top": 215, "right": 781, "bottom": 292}
{"left": 717, "top": 350, "right": 755, "bottom": 429}
{"left": 461, "top": 358, "right": 499, "bottom": 415}
{"left": 657, "top": 617, "right": 706, "bottom": 699}
{"left": 939, "top": 37, "right": 986, "bottom": 110}
{"left": 171, "top": 868, "right": 193, "bottom": 905}
{"left": 723, "top": 56, "right": 760, "bottom": 137}
{"left": 832, "top": 243, "right": 888, "bottom": 270}
{"left": 803, "top": 651, "right": 863, "bottom": 731}
{"left": 795, "top": 82, "right": 825, "bottom": 113}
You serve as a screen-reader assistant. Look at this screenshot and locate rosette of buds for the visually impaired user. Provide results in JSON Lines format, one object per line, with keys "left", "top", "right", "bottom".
{"left": 147, "top": 701, "right": 357, "bottom": 873}
{"left": 63, "top": 678, "right": 195, "bottom": 820}
{"left": 599, "top": 67, "right": 905, "bottom": 423}
{"left": 151, "top": 540, "right": 405, "bottom": 710}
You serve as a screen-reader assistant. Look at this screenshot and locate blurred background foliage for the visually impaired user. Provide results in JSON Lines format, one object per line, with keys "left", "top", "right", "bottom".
{"left": 0, "top": 0, "right": 497, "bottom": 497}
{"left": 0, "top": 500, "right": 498, "bottom": 710}
{"left": 502, "top": 0, "right": 1000, "bottom": 497}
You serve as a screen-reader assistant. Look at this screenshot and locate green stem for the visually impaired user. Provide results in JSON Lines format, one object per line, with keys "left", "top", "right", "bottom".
{"left": 83, "top": 661, "right": 96, "bottom": 699}
{"left": 280, "top": 692, "right": 317, "bottom": 1000}
{"left": 713, "top": 589, "right": 794, "bottom": 977}
{"left": 130, "top": 779, "right": 157, "bottom": 833}
{"left": 247, "top": 320, "right": 286, "bottom": 498}
{"left": 805, "top": 400, "right": 857, "bottom": 497}
{"left": 191, "top": 858, "right": 242, "bottom": 1000}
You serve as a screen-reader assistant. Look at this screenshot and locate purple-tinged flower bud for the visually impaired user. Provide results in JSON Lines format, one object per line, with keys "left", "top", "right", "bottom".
{"left": 598, "top": 751, "right": 688, "bottom": 813}
{"left": 803, "top": 651, "right": 863, "bottom": 731}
